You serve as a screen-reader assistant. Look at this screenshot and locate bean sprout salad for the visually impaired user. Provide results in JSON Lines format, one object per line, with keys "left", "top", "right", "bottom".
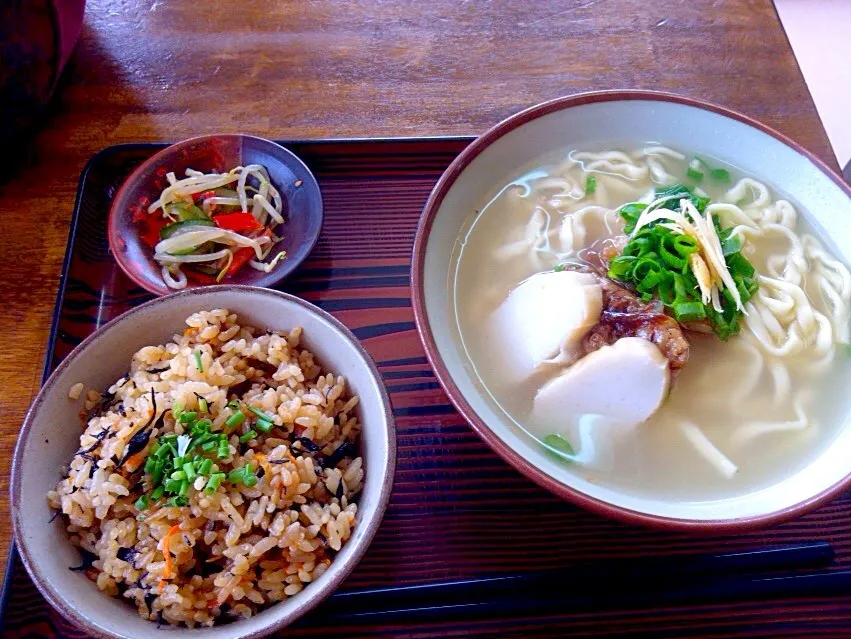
{"left": 146, "top": 165, "right": 288, "bottom": 289}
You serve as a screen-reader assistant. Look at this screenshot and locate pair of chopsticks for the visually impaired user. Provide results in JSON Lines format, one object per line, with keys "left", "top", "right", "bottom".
{"left": 309, "top": 542, "right": 847, "bottom": 624}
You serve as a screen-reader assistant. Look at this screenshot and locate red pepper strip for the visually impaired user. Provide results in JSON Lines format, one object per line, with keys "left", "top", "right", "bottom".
{"left": 137, "top": 215, "right": 169, "bottom": 248}
{"left": 213, "top": 212, "right": 263, "bottom": 232}
{"left": 227, "top": 247, "right": 255, "bottom": 277}
{"left": 185, "top": 269, "right": 218, "bottom": 285}
{"left": 194, "top": 190, "right": 217, "bottom": 203}
{"left": 226, "top": 228, "right": 273, "bottom": 277}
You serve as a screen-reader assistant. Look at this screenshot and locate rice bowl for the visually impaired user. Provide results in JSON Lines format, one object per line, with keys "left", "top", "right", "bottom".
{"left": 13, "top": 286, "right": 395, "bottom": 639}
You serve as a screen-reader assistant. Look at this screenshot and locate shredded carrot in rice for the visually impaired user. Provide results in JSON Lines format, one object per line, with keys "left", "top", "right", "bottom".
{"left": 124, "top": 449, "right": 149, "bottom": 472}
{"left": 160, "top": 524, "right": 181, "bottom": 587}
{"left": 252, "top": 453, "right": 273, "bottom": 478}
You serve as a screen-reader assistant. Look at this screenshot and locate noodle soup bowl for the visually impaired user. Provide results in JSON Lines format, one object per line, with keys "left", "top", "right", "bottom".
{"left": 412, "top": 90, "right": 851, "bottom": 531}
{"left": 108, "top": 134, "right": 323, "bottom": 296}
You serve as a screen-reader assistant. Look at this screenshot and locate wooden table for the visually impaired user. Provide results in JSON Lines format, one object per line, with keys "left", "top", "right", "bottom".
{"left": 0, "top": 0, "right": 840, "bottom": 635}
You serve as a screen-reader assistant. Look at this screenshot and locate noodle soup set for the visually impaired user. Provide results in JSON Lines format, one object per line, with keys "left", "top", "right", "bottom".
{"left": 12, "top": 92, "right": 851, "bottom": 637}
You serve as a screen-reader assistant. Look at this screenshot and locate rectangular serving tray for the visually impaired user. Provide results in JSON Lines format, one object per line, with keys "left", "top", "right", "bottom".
{"left": 4, "top": 137, "right": 851, "bottom": 638}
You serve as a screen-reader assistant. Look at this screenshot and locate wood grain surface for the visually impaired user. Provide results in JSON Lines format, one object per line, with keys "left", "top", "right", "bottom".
{"left": 0, "top": 0, "right": 836, "bottom": 633}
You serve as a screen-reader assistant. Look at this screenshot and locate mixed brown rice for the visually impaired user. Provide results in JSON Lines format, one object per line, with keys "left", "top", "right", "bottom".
{"left": 47, "top": 309, "right": 364, "bottom": 627}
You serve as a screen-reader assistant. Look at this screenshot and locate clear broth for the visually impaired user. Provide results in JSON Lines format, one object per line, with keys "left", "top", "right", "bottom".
{"left": 451, "top": 143, "right": 851, "bottom": 502}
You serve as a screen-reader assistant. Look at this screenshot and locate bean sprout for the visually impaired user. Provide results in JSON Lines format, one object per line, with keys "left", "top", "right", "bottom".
{"left": 142, "top": 165, "right": 289, "bottom": 288}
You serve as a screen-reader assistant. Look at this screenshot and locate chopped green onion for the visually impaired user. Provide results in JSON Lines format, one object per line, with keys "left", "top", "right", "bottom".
{"left": 672, "top": 272, "right": 689, "bottom": 301}
{"left": 204, "top": 473, "right": 226, "bottom": 494}
{"left": 227, "top": 400, "right": 240, "bottom": 409}
{"left": 151, "top": 485, "right": 165, "bottom": 501}
{"left": 623, "top": 236, "right": 653, "bottom": 258}
{"left": 711, "top": 168, "right": 730, "bottom": 182}
{"left": 686, "top": 166, "right": 704, "bottom": 182}
{"left": 255, "top": 418, "right": 274, "bottom": 433}
{"left": 144, "top": 456, "right": 157, "bottom": 474}
{"left": 543, "top": 434, "right": 574, "bottom": 459}
{"left": 228, "top": 463, "right": 257, "bottom": 487}
{"left": 687, "top": 157, "right": 705, "bottom": 182}
{"left": 159, "top": 443, "right": 177, "bottom": 459}
{"left": 170, "top": 470, "right": 186, "bottom": 481}
{"left": 585, "top": 175, "right": 597, "bottom": 195}
{"left": 553, "top": 263, "right": 566, "bottom": 272}
{"left": 164, "top": 478, "right": 182, "bottom": 493}
{"left": 608, "top": 255, "right": 636, "bottom": 280}
{"left": 673, "top": 301, "right": 707, "bottom": 322}
{"left": 197, "top": 397, "right": 208, "bottom": 413}
{"left": 201, "top": 440, "right": 216, "bottom": 452}
{"left": 193, "top": 432, "right": 214, "bottom": 448}
{"left": 172, "top": 402, "right": 182, "bottom": 419}
{"left": 239, "top": 429, "right": 258, "bottom": 443}
{"left": 183, "top": 461, "right": 197, "bottom": 482}
{"left": 228, "top": 464, "right": 255, "bottom": 485}
{"left": 225, "top": 410, "right": 246, "bottom": 429}
{"left": 178, "top": 410, "right": 197, "bottom": 424}
{"left": 152, "top": 460, "right": 165, "bottom": 484}
{"left": 721, "top": 234, "right": 742, "bottom": 256}
{"left": 654, "top": 184, "right": 710, "bottom": 213}
{"left": 193, "top": 350, "right": 203, "bottom": 373}
{"left": 135, "top": 495, "right": 150, "bottom": 511}
{"left": 711, "top": 213, "right": 722, "bottom": 235}
{"left": 673, "top": 234, "right": 698, "bottom": 255}
{"left": 198, "top": 458, "right": 213, "bottom": 475}
{"left": 178, "top": 479, "right": 190, "bottom": 497}
{"left": 608, "top": 199, "right": 754, "bottom": 341}
{"left": 659, "top": 236, "right": 687, "bottom": 269}
{"left": 248, "top": 406, "right": 273, "bottom": 421}
{"left": 618, "top": 202, "right": 647, "bottom": 234}
{"left": 637, "top": 269, "right": 668, "bottom": 294}
{"left": 217, "top": 440, "right": 230, "bottom": 460}
{"left": 632, "top": 255, "right": 662, "bottom": 283}
{"left": 727, "top": 252, "right": 755, "bottom": 278}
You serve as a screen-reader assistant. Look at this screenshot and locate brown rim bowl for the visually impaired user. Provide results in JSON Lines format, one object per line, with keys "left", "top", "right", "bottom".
{"left": 108, "top": 134, "right": 323, "bottom": 296}
{"left": 12, "top": 285, "right": 395, "bottom": 639}
{"left": 412, "top": 90, "right": 851, "bottom": 532}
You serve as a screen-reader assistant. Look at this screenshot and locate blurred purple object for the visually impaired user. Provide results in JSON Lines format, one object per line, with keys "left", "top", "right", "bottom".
{"left": 0, "top": 0, "right": 85, "bottom": 145}
{"left": 53, "top": 0, "right": 86, "bottom": 88}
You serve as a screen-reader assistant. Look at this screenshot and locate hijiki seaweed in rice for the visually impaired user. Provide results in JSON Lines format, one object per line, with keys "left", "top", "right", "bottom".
{"left": 48, "top": 310, "right": 364, "bottom": 627}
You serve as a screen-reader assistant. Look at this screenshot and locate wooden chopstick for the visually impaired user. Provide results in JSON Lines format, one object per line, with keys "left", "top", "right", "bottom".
{"left": 321, "top": 569, "right": 851, "bottom": 624}
{"left": 311, "top": 542, "right": 835, "bottom": 624}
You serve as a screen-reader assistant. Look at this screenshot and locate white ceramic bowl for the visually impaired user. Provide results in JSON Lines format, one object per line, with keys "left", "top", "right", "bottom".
{"left": 12, "top": 286, "right": 395, "bottom": 639}
{"left": 412, "top": 90, "right": 851, "bottom": 531}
